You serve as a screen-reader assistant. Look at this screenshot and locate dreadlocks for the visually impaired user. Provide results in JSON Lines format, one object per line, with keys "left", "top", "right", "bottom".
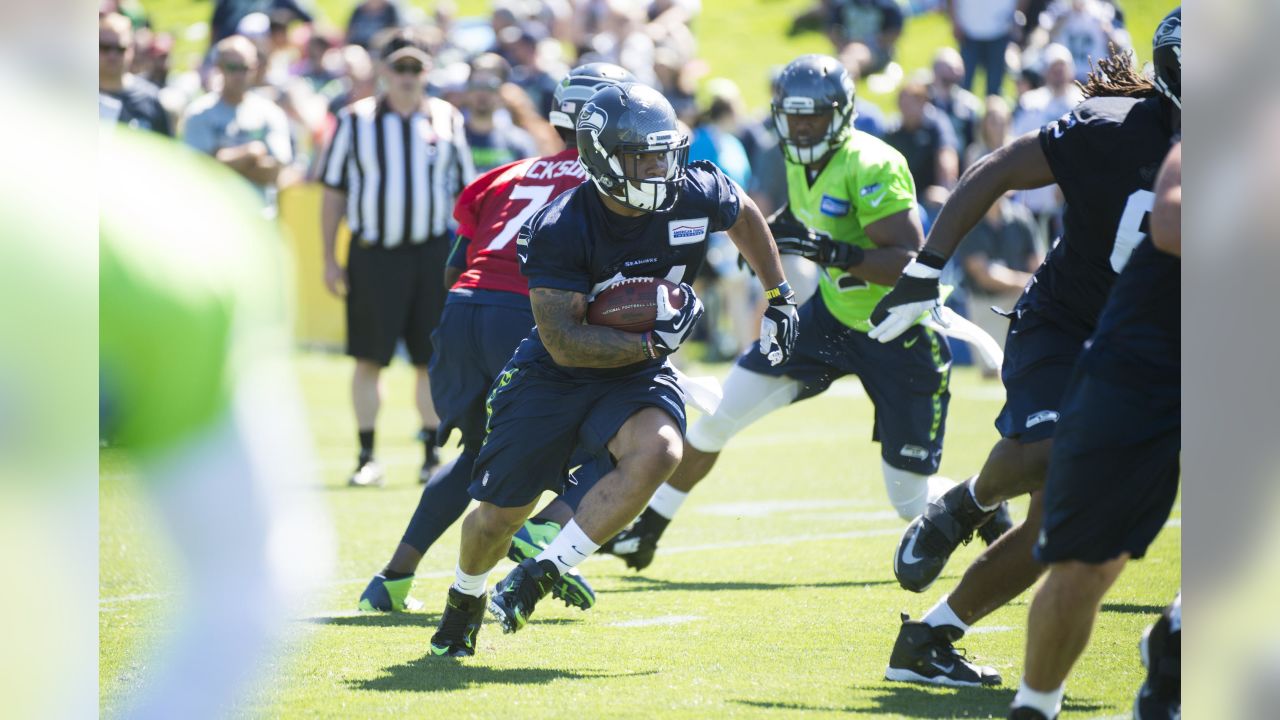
{"left": 1078, "top": 45, "right": 1161, "bottom": 100}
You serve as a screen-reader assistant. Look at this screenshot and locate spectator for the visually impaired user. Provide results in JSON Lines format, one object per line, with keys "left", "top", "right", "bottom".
{"left": 460, "top": 55, "right": 539, "bottom": 173}
{"left": 318, "top": 29, "right": 475, "bottom": 488}
{"left": 954, "top": 194, "right": 1044, "bottom": 376}
{"left": 690, "top": 80, "right": 751, "bottom": 188}
{"left": 928, "top": 47, "right": 983, "bottom": 158}
{"left": 947, "top": 0, "right": 1016, "bottom": 97}
{"left": 182, "top": 34, "right": 292, "bottom": 215}
{"left": 835, "top": 48, "right": 889, "bottom": 137}
{"left": 884, "top": 75, "right": 959, "bottom": 211}
{"left": 506, "top": 24, "right": 561, "bottom": 118}
{"left": 325, "top": 44, "right": 377, "bottom": 117}
{"left": 210, "top": 0, "right": 311, "bottom": 45}
{"left": 964, "top": 94, "right": 1013, "bottom": 169}
{"left": 824, "top": 0, "right": 905, "bottom": 75}
{"left": 346, "top": 0, "right": 405, "bottom": 50}
{"left": 1011, "top": 43, "right": 1082, "bottom": 235}
{"left": 99, "top": 12, "right": 171, "bottom": 136}
{"left": 292, "top": 32, "right": 340, "bottom": 92}
{"left": 1036, "top": 0, "right": 1128, "bottom": 82}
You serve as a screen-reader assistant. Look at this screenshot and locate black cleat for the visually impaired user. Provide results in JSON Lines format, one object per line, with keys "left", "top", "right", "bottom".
{"left": 429, "top": 587, "right": 485, "bottom": 657}
{"left": 487, "top": 558, "right": 560, "bottom": 634}
{"left": 894, "top": 481, "right": 1002, "bottom": 592}
{"left": 885, "top": 613, "right": 1002, "bottom": 688}
{"left": 1134, "top": 593, "right": 1181, "bottom": 719}
{"left": 600, "top": 508, "right": 669, "bottom": 571}
{"left": 978, "top": 500, "right": 1014, "bottom": 546}
{"left": 1008, "top": 707, "right": 1055, "bottom": 720}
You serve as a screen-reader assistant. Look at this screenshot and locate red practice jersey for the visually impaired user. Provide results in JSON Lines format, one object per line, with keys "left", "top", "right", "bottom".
{"left": 451, "top": 147, "right": 588, "bottom": 296}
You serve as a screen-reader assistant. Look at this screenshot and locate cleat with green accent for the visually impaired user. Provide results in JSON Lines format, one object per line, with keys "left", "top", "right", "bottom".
{"left": 429, "top": 587, "right": 486, "bottom": 657}
{"left": 507, "top": 519, "right": 561, "bottom": 563}
{"left": 357, "top": 574, "right": 423, "bottom": 612}
{"left": 487, "top": 558, "right": 560, "bottom": 634}
{"left": 506, "top": 520, "right": 597, "bottom": 611}
{"left": 885, "top": 613, "right": 1001, "bottom": 687}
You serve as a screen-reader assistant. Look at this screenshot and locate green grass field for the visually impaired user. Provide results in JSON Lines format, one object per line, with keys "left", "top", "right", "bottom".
{"left": 100, "top": 353, "right": 1180, "bottom": 718}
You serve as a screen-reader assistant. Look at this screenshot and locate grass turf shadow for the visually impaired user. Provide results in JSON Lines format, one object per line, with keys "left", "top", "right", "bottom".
{"left": 606, "top": 575, "right": 900, "bottom": 594}
{"left": 350, "top": 658, "right": 656, "bottom": 693}
{"left": 850, "top": 684, "right": 1108, "bottom": 718}
{"left": 1101, "top": 602, "right": 1166, "bottom": 616}
{"left": 306, "top": 612, "right": 442, "bottom": 628}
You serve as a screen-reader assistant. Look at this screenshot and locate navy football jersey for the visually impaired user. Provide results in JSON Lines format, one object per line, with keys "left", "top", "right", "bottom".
{"left": 513, "top": 160, "right": 741, "bottom": 376}
{"left": 1079, "top": 237, "right": 1179, "bottom": 395}
{"left": 1017, "top": 96, "right": 1174, "bottom": 339}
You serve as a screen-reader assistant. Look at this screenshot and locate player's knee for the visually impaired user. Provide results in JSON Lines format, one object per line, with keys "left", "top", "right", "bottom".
{"left": 685, "top": 412, "right": 736, "bottom": 453}
{"left": 1047, "top": 557, "right": 1127, "bottom": 597}
{"left": 471, "top": 502, "right": 527, "bottom": 538}
{"left": 646, "top": 423, "right": 684, "bottom": 477}
{"left": 881, "top": 460, "right": 943, "bottom": 521}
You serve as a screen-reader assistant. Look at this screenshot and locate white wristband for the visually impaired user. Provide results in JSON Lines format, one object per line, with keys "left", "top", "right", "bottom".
{"left": 902, "top": 259, "right": 942, "bottom": 280}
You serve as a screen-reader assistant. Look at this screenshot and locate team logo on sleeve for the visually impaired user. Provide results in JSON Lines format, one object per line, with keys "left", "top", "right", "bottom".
{"left": 668, "top": 217, "right": 709, "bottom": 245}
{"left": 820, "top": 195, "right": 851, "bottom": 217}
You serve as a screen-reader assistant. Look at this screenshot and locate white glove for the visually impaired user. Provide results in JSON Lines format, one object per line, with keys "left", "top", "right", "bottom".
{"left": 650, "top": 283, "right": 704, "bottom": 355}
{"left": 867, "top": 258, "right": 949, "bottom": 343}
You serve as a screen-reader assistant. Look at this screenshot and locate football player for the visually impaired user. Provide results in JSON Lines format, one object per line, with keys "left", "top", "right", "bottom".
{"left": 871, "top": 9, "right": 1180, "bottom": 693}
{"left": 1011, "top": 136, "right": 1180, "bottom": 720}
{"left": 427, "top": 83, "right": 798, "bottom": 656}
{"left": 601, "top": 54, "right": 1009, "bottom": 572}
{"left": 355, "top": 63, "right": 635, "bottom": 615}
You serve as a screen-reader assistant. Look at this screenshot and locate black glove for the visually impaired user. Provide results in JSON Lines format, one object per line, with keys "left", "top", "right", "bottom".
{"left": 768, "top": 203, "right": 864, "bottom": 269}
{"left": 648, "top": 283, "right": 704, "bottom": 356}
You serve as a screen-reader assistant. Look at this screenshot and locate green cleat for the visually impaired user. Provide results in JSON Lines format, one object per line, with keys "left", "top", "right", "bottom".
{"left": 507, "top": 520, "right": 597, "bottom": 610}
{"left": 488, "top": 558, "right": 560, "bottom": 634}
{"left": 357, "top": 574, "right": 423, "bottom": 612}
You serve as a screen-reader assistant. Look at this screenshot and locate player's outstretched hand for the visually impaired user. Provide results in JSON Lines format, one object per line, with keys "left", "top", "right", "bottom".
{"left": 759, "top": 287, "right": 799, "bottom": 366}
{"left": 651, "top": 283, "right": 704, "bottom": 356}
{"left": 868, "top": 257, "right": 947, "bottom": 343}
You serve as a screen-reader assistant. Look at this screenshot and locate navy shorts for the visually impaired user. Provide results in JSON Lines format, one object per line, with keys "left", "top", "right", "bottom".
{"left": 994, "top": 310, "right": 1088, "bottom": 442}
{"left": 1035, "top": 369, "right": 1180, "bottom": 565}
{"left": 427, "top": 291, "right": 534, "bottom": 452}
{"left": 737, "top": 293, "right": 951, "bottom": 474}
{"left": 470, "top": 361, "right": 687, "bottom": 508}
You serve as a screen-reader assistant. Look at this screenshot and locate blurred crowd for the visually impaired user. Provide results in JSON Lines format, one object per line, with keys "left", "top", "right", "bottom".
{"left": 99, "top": 0, "right": 1136, "bottom": 366}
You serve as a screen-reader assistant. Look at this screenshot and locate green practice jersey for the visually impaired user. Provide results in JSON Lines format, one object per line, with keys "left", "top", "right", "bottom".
{"left": 100, "top": 126, "right": 292, "bottom": 457}
{"left": 785, "top": 130, "right": 917, "bottom": 332}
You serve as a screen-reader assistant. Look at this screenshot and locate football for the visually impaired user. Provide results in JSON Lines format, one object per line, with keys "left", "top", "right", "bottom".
{"left": 586, "top": 277, "right": 684, "bottom": 333}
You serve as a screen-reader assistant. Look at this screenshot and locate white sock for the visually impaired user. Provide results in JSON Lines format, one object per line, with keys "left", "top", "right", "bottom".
{"left": 968, "top": 475, "right": 1000, "bottom": 512}
{"left": 535, "top": 519, "right": 600, "bottom": 575}
{"left": 1012, "top": 678, "right": 1064, "bottom": 718}
{"left": 648, "top": 483, "right": 688, "bottom": 520}
{"left": 922, "top": 596, "right": 969, "bottom": 633}
{"left": 451, "top": 566, "right": 489, "bottom": 598}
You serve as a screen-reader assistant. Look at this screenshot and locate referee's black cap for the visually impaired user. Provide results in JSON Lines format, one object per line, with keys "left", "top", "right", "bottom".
{"left": 379, "top": 29, "right": 432, "bottom": 66}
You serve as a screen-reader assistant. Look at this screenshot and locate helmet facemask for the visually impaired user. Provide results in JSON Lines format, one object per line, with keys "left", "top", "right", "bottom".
{"left": 600, "top": 133, "right": 689, "bottom": 212}
{"left": 772, "top": 97, "right": 853, "bottom": 165}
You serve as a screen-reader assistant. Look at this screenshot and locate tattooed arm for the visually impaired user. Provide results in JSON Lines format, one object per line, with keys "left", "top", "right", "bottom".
{"left": 530, "top": 287, "right": 649, "bottom": 368}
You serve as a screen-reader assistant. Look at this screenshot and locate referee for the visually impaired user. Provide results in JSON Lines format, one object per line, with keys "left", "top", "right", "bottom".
{"left": 320, "top": 29, "right": 475, "bottom": 487}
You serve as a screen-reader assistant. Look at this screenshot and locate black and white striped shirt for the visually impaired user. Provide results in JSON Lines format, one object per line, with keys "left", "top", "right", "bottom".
{"left": 321, "top": 96, "right": 475, "bottom": 248}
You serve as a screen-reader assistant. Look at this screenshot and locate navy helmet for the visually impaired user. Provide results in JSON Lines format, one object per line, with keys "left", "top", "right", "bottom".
{"left": 1152, "top": 7, "right": 1181, "bottom": 109}
{"left": 771, "top": 54, "right": 857, "bottom": 164}
{"left": 576, "top": 83, "right": 690, "bottom": 212}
